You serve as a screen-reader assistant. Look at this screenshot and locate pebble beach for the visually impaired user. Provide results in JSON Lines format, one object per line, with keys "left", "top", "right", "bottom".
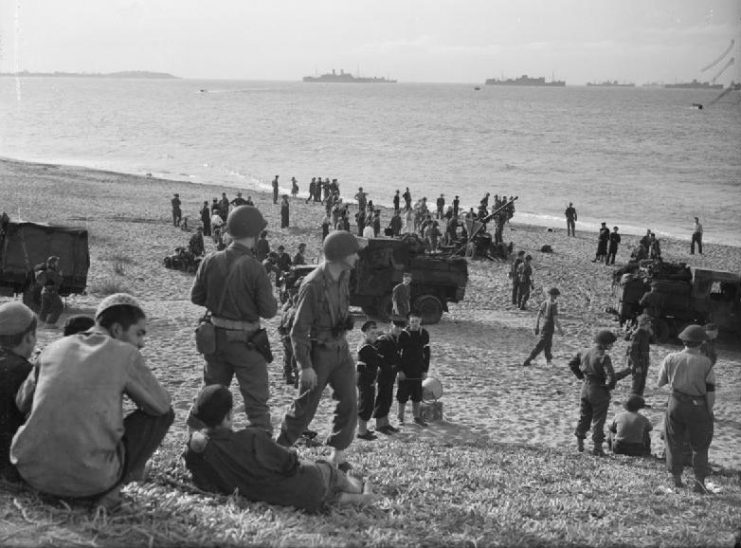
{"left": 2, "top": 156, "right": 740, "bottom": 472}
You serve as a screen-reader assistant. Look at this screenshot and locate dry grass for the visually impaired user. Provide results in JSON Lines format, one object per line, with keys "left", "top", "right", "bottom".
{"left": 88, "top": 277, "right": 130, "bottom": 297}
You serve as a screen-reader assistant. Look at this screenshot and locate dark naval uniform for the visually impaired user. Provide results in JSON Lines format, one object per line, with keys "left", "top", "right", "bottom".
{"left": 356, "top": 342, "right": 383, "bottom": 423}
{"left": 373, "top": 332, "right": 400, "bottom": 423}
{"left": 0, "top": 348, "right": 33, "bottom": 481}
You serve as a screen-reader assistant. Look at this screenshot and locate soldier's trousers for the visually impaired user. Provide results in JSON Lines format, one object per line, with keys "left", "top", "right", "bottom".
{"left": 278, "top": 343, "right": 357, "bottom": 451}
{"left": 664, "top": 392, "right": 713, "bottom": 480}
{"left": 527, "top": 325, "right": 554, "bottom": 362}
{"left": 511, "top": 281, "right": 518, "bottom": 305}
{"left": 373, "top": 368, "right": 397, "bottom": 421}
{"left": 200, "top": 328, "right": 272, "bottom": 434}
{"left": 575, "top": 384, "right": 610, "bottom": 445}
{"left": 517, "top": 284, "right": 531, "bottom": 309}
{"left": 39, "top": 290, "right": 63, "bottom": 324}
{"left": 630, "top": 362, "right": 649, "bottom": 396}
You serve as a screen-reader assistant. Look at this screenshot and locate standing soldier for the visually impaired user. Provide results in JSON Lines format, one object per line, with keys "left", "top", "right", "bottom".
{"left": 392, "top": 190, "right": 400, "bottom": 213}
{"left": 272, "top": 175, "right": 280, "bottom": 204}
{"left": 278, "top": 279, "right": 302, "bottom": 386}
{"left": 392, "top": 272, "right": 413, "bottom": 320}
{"left": 190, "top": 206, "right": 278, "bottom": 434}
{"left": 230, "top": 192, "right": 248, "bottom": 207}
{"left": 280, "top": 195, "right": 290, "bottom": 229}
{"left": 36, "top": 256, "right": 64, "bottom": 329}
{"left": 569, "top": 330, "right": 629, "bottom": 456}
{"left": 436, "top": 194, "right": 445, "bottom": 219}
{"left": 218, "top": 193, "right": 230, "bottom": 222}
{"left": 606, "top": 226, "right": 621, "bottom": 265}
{"left": 626, "top": 313, "right": 652, "bottom": 396}
{"left": 523, "top": 287, "right": 564, "bottom": 367}
{"left": 565, "top": 202, "right": 577, "bottom": 237}
{"left": 307, "top": 178, "right": 316, "bottom": 204}
{"left": 509, "top": 250, "right": 525, "bottom": 306}
{"left": 277, "top": 231, "right": 362, "bottom": 471}
{"left": 291, "top": 177, "right": 299, "bottom": 199}
{"left": 657, "top": 325, "right": 715, "bottom": 494}
{"left": 516, "top": 255, "right": 534, "bottom": 310}
{"left": 200, "top": 201, "right": 212, "bottom": 237}
{"left": 452, "top": 195, "right": 460, "bottom": 218}
{"left": 690, "top": 217, "right": 703, "bottom": 255}
{"left": 171, "top": 193, "right": 182, "bottom": 227}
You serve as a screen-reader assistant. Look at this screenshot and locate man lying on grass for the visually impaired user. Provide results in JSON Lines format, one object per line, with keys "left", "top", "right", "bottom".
{"left": 184, "top": 384, "right": 376, "bottom": 512}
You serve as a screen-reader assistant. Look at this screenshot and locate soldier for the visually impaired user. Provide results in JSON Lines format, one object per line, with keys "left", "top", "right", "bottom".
{"left": 509, "top": 250, "right": 525, "bottom": 306}
{"left": 565, "top": 202, "right": 577, "bottom": 237}
{"left": 516, "top": 255, "right": 534, "bottom": 310}
{"left": 355, "top": 187, "right": 368, "bottom": 213}
{"left": 593, "top": 222, "right": 610, "bottom": 263}
{"left": 452, "top": 195, "right": 460, "bottom": 218}
{"left": 691, "top": 217, "right": 703, "bottom": 255}
{"left": 569, "top": 330, "right": 629, "bottom": 456}
{"left": 272, "top": 175, "right": 280, "bottom": 204}
{"left": 307, "top": 178, "right": 316, "bottom": 204}
{"left": 436, "top": 194, "right": 445, "bottom": 219}
{"left": 230, "top": 192, "right": 248, "bottom": 207}
{"left": 356, "top": 321, "right": 382, "bottom": 440}
{"left": 171, "top": 193, "right": 182, "bottom": 227}
{"left": 606, "top": 226, "right": 621, "bottom": 265}
{"left": 190, "top": 206, "right": 278, "bottom": 434}
{"left": 626, "top": 313, "right": 652, "bottom": 395}
{"left": 218, "top": 193, "right": 230, "bottom": 221}
{"left": 396, "top": 311, "right": 430, "bottom": 427}
{"left": 392, "top": 190, "right": 400, "bottom": 213}
{"left": 392, "top": 272, "right": 412, "bottom": 321}
{"left": 278, "top": 279, "right": 302, "bottom": 386}
{"left": 255, "top": 230, "right": 270, "bottom": 262}
{"left": 188, "top": 227, "right": 205, "bottom": 257}
{"left": 390, "top": 210, "right": 402, "bottom": 237}
{"left": 402, "top": 187, "right": 412, "bottom": 210}
{"left": 277, "top": 231, "right": 362, "bottom": 470}
{"left": 293, "top": 243, "right": 307, "bottom": 266}
{"left": 280, "top": 194, "right": 290, "bottom": 228}
{"left": 657, "top": 325, "right": 715, "bottom": 494}
{"left": 523, "top": 287, "right": 563, "bottom": 367}
{"left": 36, "top": 256, "right": 64, "bottom": 329}
{"left": 291, "top": 177, "right": 299, "bottom": 199}
{"left": 200, "top": 201, "right": 212, "bottom": 237}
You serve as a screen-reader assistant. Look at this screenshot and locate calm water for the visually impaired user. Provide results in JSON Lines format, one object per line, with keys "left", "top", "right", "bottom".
{"left": 1, "top": 77, "right": 740, "bottom": 245}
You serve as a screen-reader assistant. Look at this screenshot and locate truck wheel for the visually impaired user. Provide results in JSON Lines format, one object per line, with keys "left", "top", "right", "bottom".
{"left": 415, "top": 295, "right": 443, "bottom": 325}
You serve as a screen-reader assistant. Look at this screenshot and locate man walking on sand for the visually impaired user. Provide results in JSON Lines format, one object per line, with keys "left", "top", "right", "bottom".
{"left": 691, "top": 217, "right": 703, "bottom": 255}
{"left": 190, "top": 206, "right": 278, "bottom": 434}
{"left": 523, "top": 287, "right": 563, "bottom": 366}
{"left": 277, "top": 231, "right": 362, "bottom": 471}
{"left": 565, "top": 202, "right": 577, "bottom": 237}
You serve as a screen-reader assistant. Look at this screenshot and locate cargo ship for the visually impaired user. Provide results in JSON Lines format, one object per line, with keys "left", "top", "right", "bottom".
{"left": 586, "top": 80, "right": 635, "bottom": 87}
{"left": 302, "top": 69, "right": 396, "bottom": 83}
{"left": 665, "top": 79, "right": 724, "bottom": 90}
{"left": 485, "top": 74, "right": 565, "bottom": 87}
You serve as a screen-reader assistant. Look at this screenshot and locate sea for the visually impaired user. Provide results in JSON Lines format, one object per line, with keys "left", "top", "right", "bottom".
{"left": 1, "top": 77, "right": 740, "bottom": 246}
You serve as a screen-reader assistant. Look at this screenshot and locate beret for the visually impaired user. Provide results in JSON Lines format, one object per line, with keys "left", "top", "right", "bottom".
{"left": 95, "top": 293, "right": 144, "bottom": 319}
{"left": 0, "top": 302, "right": 35, "bottom": 336}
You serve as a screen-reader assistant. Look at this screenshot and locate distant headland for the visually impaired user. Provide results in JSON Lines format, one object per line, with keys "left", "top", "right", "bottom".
{"left": 0, "top": 70, "right": 179, "bottom": 79}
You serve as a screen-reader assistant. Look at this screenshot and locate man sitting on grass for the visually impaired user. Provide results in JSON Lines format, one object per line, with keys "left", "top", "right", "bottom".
{"left": 11, "top": 293, "right": 174, "bottom": 510}
{"left": 183, "top": 385, "right": 375, "bottom": 512}
{"left": 607, "top": 395, "right": 652, "bottom": 457}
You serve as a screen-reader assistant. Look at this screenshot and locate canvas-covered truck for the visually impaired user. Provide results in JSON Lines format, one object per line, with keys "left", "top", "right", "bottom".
{"left": 0, "top": 220, "right": 90, "bottom": 298}
{"left": 282, "top": 236, "right": 469, "bottom": 325}
{"left": 614, "top": 261, "right": 741, "bottom": 341}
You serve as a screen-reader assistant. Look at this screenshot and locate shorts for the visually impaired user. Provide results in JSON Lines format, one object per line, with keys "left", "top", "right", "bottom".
{"left": 396, "top": 378, "right": 422, "bottom": 403}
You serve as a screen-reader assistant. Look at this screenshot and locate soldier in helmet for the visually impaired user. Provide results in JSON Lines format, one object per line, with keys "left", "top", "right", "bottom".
{"left": 190, "top": 205, "right": 278, "bottom": 434}
{"left": 277, "top": 230, "right": 361, "bottom": 471}
{"left": 657, "top": 324, "right": 715, "bottom": 494}
{"left": 569, "top": 329, "right": 629, "bottom": 456}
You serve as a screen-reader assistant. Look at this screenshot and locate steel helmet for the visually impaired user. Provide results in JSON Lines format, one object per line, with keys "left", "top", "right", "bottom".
{"left": 594, "top": 330, "right": 617, "bottom": 346}
{"left": 323, "top": 231, "right": 360, "bottom": 261}
{"left": 226, "top": 206, "right": 267, "bottom": 239}
{"left": 678, "top": 324, "right": 707, "bottom": 343}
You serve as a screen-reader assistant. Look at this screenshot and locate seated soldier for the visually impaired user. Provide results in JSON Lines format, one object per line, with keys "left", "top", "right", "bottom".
{"left": 608, "top": 395, "right": 652, "bottom": 457}
{"left": 183, "top": 385, "right": 376, "bottom": 513}
{"left": 11, "top": 293, "right": 174, "bottom": 510}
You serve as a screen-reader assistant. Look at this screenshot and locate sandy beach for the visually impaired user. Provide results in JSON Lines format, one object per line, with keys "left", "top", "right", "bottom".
{"left": 2, "top": 156, "right": 740, "bottom": 473}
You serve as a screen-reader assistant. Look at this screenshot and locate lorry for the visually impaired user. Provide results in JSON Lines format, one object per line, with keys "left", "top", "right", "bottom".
{"left": 282, "top": 236, "right": 469, "bottom": 325}
{"left": 614, "top": 260, "right": 741, "bottom": 342}
{"left": 0, "top": 220, "right": 90, "bottom": 299}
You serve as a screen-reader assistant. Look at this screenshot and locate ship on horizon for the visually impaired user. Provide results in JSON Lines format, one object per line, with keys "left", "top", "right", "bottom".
{"left": 302, "top": 69, "right": 396, "bottom": 84}
{"left": 586, "top": 80, "right": 635, "bottom": 87}
{"left": 665, "top": 79, "right": 724, "bottom": 90}
{"left": 485, "top": 74, "right": 565, "bottom": 87}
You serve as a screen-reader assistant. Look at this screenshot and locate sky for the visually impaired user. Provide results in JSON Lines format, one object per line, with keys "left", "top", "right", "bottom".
{"left": 1, "top": 0, "right": 740, "bottom": 84}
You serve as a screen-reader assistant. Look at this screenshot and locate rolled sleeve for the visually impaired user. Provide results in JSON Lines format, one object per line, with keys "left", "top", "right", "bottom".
{"left": 125, "top": 353, "right": 171, "bottom": 416}
{"left": 291, "top": 284, "right": 317, "bottom": 370}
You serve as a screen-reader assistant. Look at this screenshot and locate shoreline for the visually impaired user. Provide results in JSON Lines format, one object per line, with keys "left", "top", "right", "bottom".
{"left": 2, "top": 155, "right": 737, "bottom": 248}
{"left": 1, "top": 154, "right": 740, "bottom": 474}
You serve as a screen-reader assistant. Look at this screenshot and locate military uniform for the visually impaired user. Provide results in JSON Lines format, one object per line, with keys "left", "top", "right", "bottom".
{"left": 657, "top": 345, "right": 715, "bottom": 487}
{"left": 516, "top": 262, "right": 533, "bottom": 310}
{"left": 626, "top": 326, "right": 651, "bottom": 396}
{"left": 509, "top": 255, "right": 524, "bottom": 305}
{"left": 191, "top": 241, "right": 278, "bottom": 433}
{"left": 356, "top": 342, "right": 383, "bottom": 424}
{"left": 277, "top": 263, "right": 357, "bottom": 450}
{"left": 373, "top": 331, "right": 400, "bottom": 427}
{"left": 0, "top": 348, "right": 33, "bottom": 481}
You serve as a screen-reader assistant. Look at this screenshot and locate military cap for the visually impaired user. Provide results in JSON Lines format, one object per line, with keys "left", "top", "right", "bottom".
{"left": 95, "top": 293, "right": 144, "bottom": 319}
{"left": 594, "top": 330, "right": 617, "bottom": 346}
{"left": 226, "top": 205, "right": 267, "bottom": 239}
{"left": 192, "top": 385, "right": 233, "bottom": 427}
{"left": 0, "top": 302, "right": 36, "bottom": 336}
{"left": 547, "top": 287, "right": 561, "bottom": 296}
{"left": 678, "top": 324, "right": 707, "bottom": 343}
{"left": 323, "top": 230, "right": 360, "bottom": 261}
